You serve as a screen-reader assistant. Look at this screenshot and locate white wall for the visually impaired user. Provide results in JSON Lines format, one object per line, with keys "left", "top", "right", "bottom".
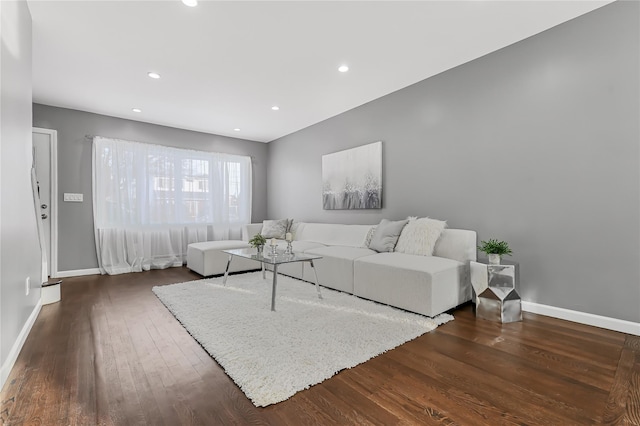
{"left": 267, "top": 2, "right": 640, "bottom": 323}
{"left": 0, "top": 0, "right": 42, "bottom": 388}
{"left": 32, "top": 104, "right": 270, "bottom": 272}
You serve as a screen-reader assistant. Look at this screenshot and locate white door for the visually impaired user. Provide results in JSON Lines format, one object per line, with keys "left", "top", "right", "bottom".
{"left": 32, "top": 128, "right": 58, "bottom": 278}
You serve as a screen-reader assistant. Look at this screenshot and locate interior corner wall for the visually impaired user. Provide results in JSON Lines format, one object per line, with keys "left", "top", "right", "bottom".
{"left": 267, "top": 2, "right": 640, "bottom": 322}
{"left": 32, "top": 104, "right": 269, "bottom": 272}
{"left": 1, "top": 1, "right": 42, "bottom": 368}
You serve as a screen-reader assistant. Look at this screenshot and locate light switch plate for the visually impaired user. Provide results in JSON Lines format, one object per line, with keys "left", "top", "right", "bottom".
{"left": 63, "top": 193, "right": 83, "bottom": 202}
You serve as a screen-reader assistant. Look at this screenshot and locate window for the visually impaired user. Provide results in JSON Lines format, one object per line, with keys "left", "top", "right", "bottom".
{"left": 92, "top": 137, "right": 252, "bottom": 275}
{"left": 153, "top": 177, "right": 174, "bottom": 191}
{"left": 93, "top": 137, "right": 252, "bottom": 228}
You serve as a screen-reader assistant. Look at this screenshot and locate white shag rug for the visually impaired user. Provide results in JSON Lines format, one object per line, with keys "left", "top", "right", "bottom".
{"left": 152, "top": 272, "right": 453, "bottom": 407}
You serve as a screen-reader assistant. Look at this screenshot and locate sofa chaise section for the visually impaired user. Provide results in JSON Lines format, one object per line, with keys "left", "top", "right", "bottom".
{"left": 354, "top": 253, "right": 467, "bottom": 317}
{"left": 186, "top": 240, "right": 256, "bottom": 276}
{"left": 354, "top": 228, "right": 476, "bottom": 316}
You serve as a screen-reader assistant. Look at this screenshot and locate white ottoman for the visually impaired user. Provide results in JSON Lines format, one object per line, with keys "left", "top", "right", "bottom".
{"left": 187, "top": 240, "right": 257, "bottom": 276}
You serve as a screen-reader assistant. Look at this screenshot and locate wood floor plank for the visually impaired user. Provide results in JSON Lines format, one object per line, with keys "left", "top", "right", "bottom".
{"left": 365, "top": 385, "right": 458, "bottom": 426}
{"left": 69, "top": 304, "right": 98, "bottom": 425}
{"left": 428, "top": 330, "right": 608, "bottom": 417}
{"left": 603, "top": 336, "right": 640, "bottom": 425}
{"left": 261, "top": 394, "right": 329, "bottom": 425}
{"left": 524, "top": 311, "right": 627, "bottom": 346}
{"left": 106, "top": 303, "right": 148, "bottom": 425}
{"left": 0, "top": 267, "right": 636, "bottom": 425}
{"left": 333, "top": 363, "right": 394, "bottom": 398}
{"left": 4, "top": 312, "right": 53, "bottom": 425}
{"left": 452, "top": 316, "right": 621, "bottom": 372}
{"left": 126, "top": 313, "right": 180, "bottom": 425}
{"left": 370, "top": 359, "right": 506, "bottom": 425}
{"left": 44, "top": 306, "right": 74, "bottom": 425}
{"left": 626, "top": 351, "right": 640, "bottom": 425}
{"left": 395, "top": 338, "right": 593, "bottom": 425}
{"left": 438, "top": 318, "right": 618, "bottom": 391}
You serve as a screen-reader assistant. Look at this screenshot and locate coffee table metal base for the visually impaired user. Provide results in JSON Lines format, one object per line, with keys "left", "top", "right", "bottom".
{"left": 222, "top": 255, "right": 322, "bottom": 311}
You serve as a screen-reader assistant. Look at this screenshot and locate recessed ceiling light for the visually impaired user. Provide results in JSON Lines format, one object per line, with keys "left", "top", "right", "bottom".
{"left": 147, "top": 72, "right": 161, "bottom": 79}
{"left": 182, "top": 0, "right": 198, "bottom": 7}
{"left": 234, "top": 128, "right": 241, "bottom": 132}
{"left": 338, "top": 65, "right": 349, "bottom": 73}
{"left": 132, "top": 108, "right": 142, "bottom": 113}
{"left": 271, "top": 106, "right": 280, "bottom": 111}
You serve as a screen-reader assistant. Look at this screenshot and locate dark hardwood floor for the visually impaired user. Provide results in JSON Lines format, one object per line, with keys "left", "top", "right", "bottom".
{"left": 1, "top": 267, "right": 638, "bottom": 425}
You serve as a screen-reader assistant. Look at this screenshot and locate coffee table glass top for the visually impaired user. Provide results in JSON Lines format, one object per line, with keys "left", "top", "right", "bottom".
{"left": 222, "top": 248, "right": 321, "bottom": 265}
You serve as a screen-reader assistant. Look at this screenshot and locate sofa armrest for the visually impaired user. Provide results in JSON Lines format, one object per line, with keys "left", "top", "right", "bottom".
{"left": 433, "top": 229, "right": 477, "bottom": 263}
{"left": 242, "top": 223, "right": 264, "bottom": 241}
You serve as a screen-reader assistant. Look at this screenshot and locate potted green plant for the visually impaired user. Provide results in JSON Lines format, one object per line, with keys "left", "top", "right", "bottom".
{"left": 477, "top": 239, "right": 512, "bottom": 265}
{"left": 249, "top": 233, "right": 267, "bottom": 254}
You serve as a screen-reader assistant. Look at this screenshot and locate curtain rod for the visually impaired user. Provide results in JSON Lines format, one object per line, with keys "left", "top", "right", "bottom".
{"left": 85, "top": 134, "right": 129, "bottom": 140}
{"left": 85, "top": 134, "right": 118, "bottom": 140}
{"left": 85, "top": 134, "right": 255, "bottom": 160}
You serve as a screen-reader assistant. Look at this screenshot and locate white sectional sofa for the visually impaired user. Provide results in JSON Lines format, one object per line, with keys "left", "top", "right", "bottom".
{"left": 186, "top": 221, "right": 476, "bottom": 317}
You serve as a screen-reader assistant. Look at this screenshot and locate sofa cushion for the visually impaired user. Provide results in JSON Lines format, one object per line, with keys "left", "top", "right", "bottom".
{"left": 303, "top": 246, "right": 376, "bottom": 293}
{"left": 242, "top": 223, "right": 265, "bottom": 241}
{"left": 261, "top": 219, "right": 290, "bottom": 239}
{"left": 294, "top": 222, "right": 373, "bottom": 247}
{"left": 368, "top": 219, "right": 408, "bottom": 253}
{"left": 293, "top": 240, "right": 327, "bottom": 252}
{"left": 395, "top": 217, "right": 447, "bottom": 256}
{"left": 353, "top": 252, "right": 470, "bottom": 317}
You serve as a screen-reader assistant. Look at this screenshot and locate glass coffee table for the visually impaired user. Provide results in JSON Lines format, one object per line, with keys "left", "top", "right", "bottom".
{"left": 221, "top": 248, "right": 323, "bottom": 311}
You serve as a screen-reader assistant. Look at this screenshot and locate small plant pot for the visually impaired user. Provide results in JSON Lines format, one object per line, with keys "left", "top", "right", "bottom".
{"left": 256, "top": 245, "right": 264, "bottom": 254}
{"left": 488, "top": 254, "right": 501, "bottom": 265}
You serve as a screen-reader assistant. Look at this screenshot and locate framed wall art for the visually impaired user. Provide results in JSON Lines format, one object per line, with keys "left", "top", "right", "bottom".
{"left": 322, "top": 141, "right": 382, "bottom": 210}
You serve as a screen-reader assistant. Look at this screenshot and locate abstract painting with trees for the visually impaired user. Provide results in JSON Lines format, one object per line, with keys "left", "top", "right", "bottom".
{"left": 322, "top": 141, "right": 382, "bottom": 210}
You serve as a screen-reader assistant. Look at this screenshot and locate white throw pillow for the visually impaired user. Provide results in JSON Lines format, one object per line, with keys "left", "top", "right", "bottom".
{"left": 395, "top": 217, "right": 447, "bottom": 256}
{"left": 288, "top": 221, "right": 301, "bottom": 239}
{"left": 261, "top": 219, "right": 289, "bottom": 239}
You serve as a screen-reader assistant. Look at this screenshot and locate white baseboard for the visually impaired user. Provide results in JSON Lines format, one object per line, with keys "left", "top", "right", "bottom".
{"left": 521, "top": 301, "right": 640, "bottom": 336}
{"left": 55, "top": 268, "right": 101, "bottom": 278}
{"left": 1, "top": 300, "right": 42, "bottom": 391}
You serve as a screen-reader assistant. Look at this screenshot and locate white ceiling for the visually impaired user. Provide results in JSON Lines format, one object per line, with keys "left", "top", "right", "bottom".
{"left": 28, "top": 1, "right": 612, "bottom": 143}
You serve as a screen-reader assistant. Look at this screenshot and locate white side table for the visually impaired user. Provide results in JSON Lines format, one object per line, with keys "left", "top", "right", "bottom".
{"left": 470, "top": 260, "right": 522, "bottom": 323}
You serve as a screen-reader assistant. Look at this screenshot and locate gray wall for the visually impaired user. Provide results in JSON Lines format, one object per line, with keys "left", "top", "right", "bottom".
{"left": 33, "top": 104, "right": 269, "bottom": 272}
{"left": 268, "top": 2, "right": 640, "bottom": 322}
{"left": 1, "top": 2, "right": 43, "bottom": 369}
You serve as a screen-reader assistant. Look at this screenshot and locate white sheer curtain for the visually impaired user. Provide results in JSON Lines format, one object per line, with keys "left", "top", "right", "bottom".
{"left": 92, "top": 136, "right": 252, "bottom": 275}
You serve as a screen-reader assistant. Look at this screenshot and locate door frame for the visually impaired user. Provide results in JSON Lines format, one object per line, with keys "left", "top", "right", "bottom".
{"left": 32, "top": 127, "right": 59, "bottom": 278}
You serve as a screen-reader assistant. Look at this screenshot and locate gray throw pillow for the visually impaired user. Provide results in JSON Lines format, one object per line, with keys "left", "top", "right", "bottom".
{"left": 368, "top": 219, "right": 409, "bottom": 253}
{"left": 261, "top": 219, "right": 289, "bottom": 239}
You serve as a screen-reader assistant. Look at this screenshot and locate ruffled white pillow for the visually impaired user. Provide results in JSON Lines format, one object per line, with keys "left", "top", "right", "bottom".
{"left": 261, "top": 219, "right": 289, "bottom": 239}
{"left": 395, "top": 217, "right": 447, "bottom": 256}
{"left": 363, "top": 225, "right": 377, "bottom": 248}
